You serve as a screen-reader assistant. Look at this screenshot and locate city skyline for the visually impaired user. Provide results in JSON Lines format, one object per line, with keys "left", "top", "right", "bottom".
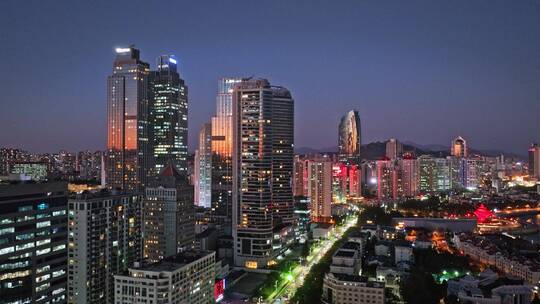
{"left": 1, "top": 1, "right": 539, "bottom": 155}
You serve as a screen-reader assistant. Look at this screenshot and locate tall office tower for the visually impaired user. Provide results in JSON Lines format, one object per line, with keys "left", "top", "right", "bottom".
{"left": 106, "top": 47, "right": 150, "bottom": 191}
{"left": 399, "top": 154, "right": 419, "bottom": 197}
{"left": 434, "top": 158, "right": 451, "bottom": 191}
{"left": 459, "top": 158, "right": 479, "bottom": 190}
{"left": 307, "top": 159, "right": 333, "bottom": 222}
{"left": 385, "top": 138, "right": 403, "bottom": 159}
{"left": 68, "top": 191, "right": 142, "bottom": 304}
{"left": 529, "top": 143, "right": 540, "bottom": 178}
{"left": 0, "top": 182, "right": 68, "bottom": 304}
{"left": 418, "top": 155, "right": 436, "bottom": 193}
{"left": 194, "top": 123, "right": 212, "bottom": 208}
{"left": 338, "top": 110, "right": 361, "bottom": 165}
{"left": 143, "top": 163, "right": 194, "bottom": 263}
{"left": 293, "top": 155, "right": 308, "bottom": 196}
{"left": 210, "top": 78, "right": 243, "bottom": 223}
{"left": 451, "top": 136, "right": 468, "bottom": 158}
{"left": 114, "top": 251, "right": 215, "bottom": 304}
{"left": 448, "top": 156, "right": 463, "bottom": 190}
{"left": 148, "top": 55, "right": 188, "bottom": 176}
{"left": 376, "top": 158, "right": 398, "bottom": 200}
{"left": 232, "top": 78, "right": 294, "bottom": 269}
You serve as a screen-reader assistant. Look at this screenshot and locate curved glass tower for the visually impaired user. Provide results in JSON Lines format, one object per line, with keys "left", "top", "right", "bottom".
{"left": 338, "top": 110, "right": 361, "bottom": 165}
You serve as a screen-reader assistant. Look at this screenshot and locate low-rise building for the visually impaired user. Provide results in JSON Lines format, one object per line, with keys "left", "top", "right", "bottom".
{"left": 454, "top": 234, "right": 540, "bottom": 286}
{"left": 330, "top": 242, "right": 362, "bottom": 275}
{"left": 322, "top": 273, "right": 385, "bottom": 304}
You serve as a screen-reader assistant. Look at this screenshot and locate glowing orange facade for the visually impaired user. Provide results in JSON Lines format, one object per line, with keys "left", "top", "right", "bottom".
{"left": 106, "top": 47, "right": 150, "bottom": 191}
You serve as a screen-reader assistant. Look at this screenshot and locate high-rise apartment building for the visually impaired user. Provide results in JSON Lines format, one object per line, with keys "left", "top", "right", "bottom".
{"left": 0, "top": 182, "right": 68, "bottom": 304}
{"left": 67, "top": 191, "right": 143, "bottom": 304}
{"left": 114, "top": 251, "right": 215, "bottom": 304}
{"left": 106, "top": 47, "right": 150, "bottom": 191}
{"left": 143, "top": 163, "right": 194, "bottom": 263}
{"left": 451, "top": 136, "right": 468, "bottom": 158}
{"left": 148, "top": 55, "right": 188, "bottom": 175}
{"left": 338, "top": 110, "right": 361, "bottom": 165}
{"left": 398, "top": 155, "right": 419, "bottom": 197}
{"left": 232, "top": 78, "right": 294, "bottom": 269}
{"left": 293, "top": 155, "right": 308, "bottom": 197}
{"left": 385, "top": 138, "right": 403, "bottom": 159}
{"left": 307, "top": 159, "right": 333, "bottom": 222}
{"left": 194, "top": 123, "right": 212, "bottom": 208}
{"left": 376, "top": 158, "right": 398, "bottom": 200}
{"left": 529, "top": 143, "right": 540, "bottom": 178}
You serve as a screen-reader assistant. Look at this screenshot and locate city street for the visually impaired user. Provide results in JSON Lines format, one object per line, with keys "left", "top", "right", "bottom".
{"left": 266, "top": 214, "right": 359, "bottom": 304}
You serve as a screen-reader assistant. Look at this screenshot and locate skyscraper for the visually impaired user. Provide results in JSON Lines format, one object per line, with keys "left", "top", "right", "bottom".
{"left": 68, "top": 191, "right": 143, "bottom": 304}
{"left": 376, "top": 157, "right": 398, "bottom": 200}
{"left": 293, "top": 155, "right": 308, "bottom": 197}
{"left": 385, "top": 138, "right": 403, "bottom": 159}
{"left": 338, "top": 110, "right": 361, "bottom": 165}
{"left": 398, "top": 154, "right": 419, "bottom": 197}
{"left": 143, "top": 163, "right": 194, "bottom": 263}
{"left": 210, "top": 78, "right": 244, "bottom": 224}
{"left": 529, "top": 143, "right": 540, "bottom": 178}
{"left": 106, "top": 47, "right": 150, "bottom": 191}
{"left": 232, "top": 78, "right": 294, "bottom": 269}
{"left": 148, "top": 55, "right": 188, "bottom": 176}
{"left": 0, "top": 182, "right": 68, "bottom": 304}
{"left": 307, "top": 159, "right": 333, "bottom": 222}
{"left": 194, "top": 123, "right": 212, "bottom": 208}
{"left": 451, "top": 136, "right": 468, "bottom": 158}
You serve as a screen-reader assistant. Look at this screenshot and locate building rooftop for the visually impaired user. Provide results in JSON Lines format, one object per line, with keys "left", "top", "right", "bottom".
{"left": 329, "top": 273, "right": 385, "bottom": 288}
{"left": 334, "top": 250, "right": 356, "bottom": 258}
{"left": 131, "top": 251, "right": 214, "bottom": 273}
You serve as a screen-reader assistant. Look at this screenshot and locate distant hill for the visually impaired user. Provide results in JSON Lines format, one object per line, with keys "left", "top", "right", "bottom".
{"left": 295, "top": 141, "right": 525, "bottom": 160}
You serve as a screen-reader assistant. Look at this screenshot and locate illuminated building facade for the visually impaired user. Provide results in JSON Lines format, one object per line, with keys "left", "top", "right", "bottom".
{"left": 338, "top": 110, "right": 361, "bottom": 165}
{"left": 232, "top": 78, "right": 294, "bottom": 269}
{"left": 143, "top": 163, "right": 194, "bottom": 263}
{"left": 148, "top": 55, "right": 188, "bottom": 176}
{"left": 376, "top": 158, "right": 398, "bottom": 200}
{"left": 385, "top": 138, "right": 403, "bottom": 159}
{"left": 459, "top": 158, "right": 479, "bottom": 190}
{"left": 106, "top": 47, "right": 150, "bottom": 191}
{"left": 529, "top": 143, "right": 540, "bottom": 178}
{"left": 307, "top": 159, "right": 333, "bottom": 222}
{"left": 10, "top": 161, "right": 48, "bottom": 181}
{"left": 114, "top": 251, "right": 215, "bottom": 304}
{"left": 451, "top": 136, "right": 468, "bottom": 158}
{"left": 398, "top": 155, "right": 419, "bottom": 197}
{"left": 0, "top": 182, "right": 68, "bottom": 304}
{"left": 194, "top": 123, "right": 212, "bottom": 208}
{"left": 68, "top": 190, "right": 142, "bottom": 304}
{"left": 337, "top": 110, "right": 363, "bottom": 200}
{"left": 293, "top": 155, "right": 308, "bottom": 197}
{"left": 210, "top": 78, "right": 244, "bottom": 225}
{"left": 419, "top": 156, "right": 452, "bottom": 193}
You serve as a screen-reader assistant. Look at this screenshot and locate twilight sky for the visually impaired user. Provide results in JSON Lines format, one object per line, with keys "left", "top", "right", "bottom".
{"left": 0, "top": 0, "right": 539, "bottom": 155}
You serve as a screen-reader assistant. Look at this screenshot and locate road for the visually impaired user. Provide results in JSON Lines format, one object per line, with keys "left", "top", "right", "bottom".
{"left": 265, "top": 214, "right": 358, "bottom": 304}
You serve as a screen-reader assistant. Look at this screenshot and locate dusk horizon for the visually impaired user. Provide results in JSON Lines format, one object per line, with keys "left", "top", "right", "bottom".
{"left": 1, "top": 1, "right": 539, "bottom": 155}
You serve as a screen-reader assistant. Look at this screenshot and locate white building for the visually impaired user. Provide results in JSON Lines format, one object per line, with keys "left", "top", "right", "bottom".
{"left": 114, "top": 251, "right": 215, "bottom": 304}
{"left": 322, "top": 273, "right": 385, "bottom": 304}
{"left": 330, "top": 242, "right": 362, "bottom": 276}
